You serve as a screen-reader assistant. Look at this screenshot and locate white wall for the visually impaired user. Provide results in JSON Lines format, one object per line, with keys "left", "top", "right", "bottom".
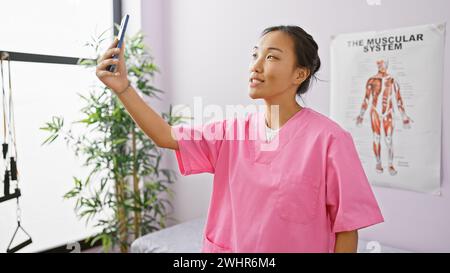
{"left": 142, "top": 0, "right": 450, "bottom": 252}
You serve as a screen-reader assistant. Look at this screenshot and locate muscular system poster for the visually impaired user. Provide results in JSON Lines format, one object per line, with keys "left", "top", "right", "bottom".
{"left": 330, "top": 23, "right": 445, "bottom": 194}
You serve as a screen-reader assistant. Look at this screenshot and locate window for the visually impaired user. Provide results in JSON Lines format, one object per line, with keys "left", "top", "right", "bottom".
{"left": 0, "top": 0, "right": 113, "bottom": 58}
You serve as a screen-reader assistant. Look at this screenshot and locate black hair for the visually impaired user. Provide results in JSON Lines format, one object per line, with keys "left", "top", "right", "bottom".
{"left": 261, "top": 25, "right": 321, "bottom": 96}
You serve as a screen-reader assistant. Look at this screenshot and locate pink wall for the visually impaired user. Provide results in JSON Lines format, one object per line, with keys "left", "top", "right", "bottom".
{"left": 142, "top": 0, "right": 450, "bottom": 252}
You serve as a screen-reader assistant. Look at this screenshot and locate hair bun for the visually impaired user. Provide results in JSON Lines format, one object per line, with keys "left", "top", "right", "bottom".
{"left": 313, "top": 57, "right": 321, "bottom": 74}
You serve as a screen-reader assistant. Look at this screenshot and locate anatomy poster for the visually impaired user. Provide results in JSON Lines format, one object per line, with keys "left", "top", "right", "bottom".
{"left": 330, "top": 23, "right": 445, "bottom": 194}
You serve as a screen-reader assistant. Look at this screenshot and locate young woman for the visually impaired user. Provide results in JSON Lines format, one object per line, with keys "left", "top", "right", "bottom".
{"left": 96, "top": 25, "right": 384, "bottom": 253}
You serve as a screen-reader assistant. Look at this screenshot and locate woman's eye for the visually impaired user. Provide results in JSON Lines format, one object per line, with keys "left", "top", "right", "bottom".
{"left": 252, "top": 53, "right": 276, "bottom": 60}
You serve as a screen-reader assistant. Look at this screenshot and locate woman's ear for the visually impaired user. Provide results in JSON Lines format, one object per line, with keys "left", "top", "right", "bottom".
{"left": 294, "top": 67, "right": 310, "bottom": 85}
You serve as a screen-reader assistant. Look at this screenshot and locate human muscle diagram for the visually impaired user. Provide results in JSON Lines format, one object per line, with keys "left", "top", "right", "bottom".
{"left": 330, "top": 23, "right": 445, "bottom": 194}
{"left": 355, "top": 60, "right": 412, "bottom": 176}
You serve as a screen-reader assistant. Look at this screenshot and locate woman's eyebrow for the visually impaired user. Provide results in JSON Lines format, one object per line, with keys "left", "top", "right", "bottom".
{"left": 253, "top": 46, "right": 284, "bottom": 53}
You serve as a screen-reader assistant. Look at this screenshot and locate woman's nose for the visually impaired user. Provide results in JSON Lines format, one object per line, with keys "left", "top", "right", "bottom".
{"left": 249, "top": 59, "right": 263, "bottom": 73}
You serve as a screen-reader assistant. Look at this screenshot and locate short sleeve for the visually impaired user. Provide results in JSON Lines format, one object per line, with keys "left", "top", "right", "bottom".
{"left": 325, "top": 130, "right": 384, "bottom": 233}
{"left": 171, "top": 120, "right": 226, "bottom": 176}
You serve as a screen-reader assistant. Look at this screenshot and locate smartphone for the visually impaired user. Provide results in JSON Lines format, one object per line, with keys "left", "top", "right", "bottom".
{"left": 107, "top": 14, "right": 130, "bottom": 72}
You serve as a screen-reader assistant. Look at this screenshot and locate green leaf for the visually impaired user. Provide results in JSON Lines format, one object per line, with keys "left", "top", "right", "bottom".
{"left": 77, "top": 58, "right": 97, "bottom": 66}
{"left": 40, "top": 116, "right": 65, "bottom": 145}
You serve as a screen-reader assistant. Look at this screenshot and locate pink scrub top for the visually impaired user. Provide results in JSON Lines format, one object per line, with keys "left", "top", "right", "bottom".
{"left": 171, "top": 107, "right": 384, "bottom": 253}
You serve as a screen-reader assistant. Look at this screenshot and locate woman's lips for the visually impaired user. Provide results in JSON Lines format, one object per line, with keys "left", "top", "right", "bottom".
{"left": 249, "top": 79, "right": 264, "bottom": 88}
